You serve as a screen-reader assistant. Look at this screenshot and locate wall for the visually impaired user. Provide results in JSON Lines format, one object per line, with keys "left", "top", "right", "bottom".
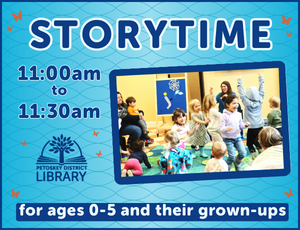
{"left": 202, "top": 68, "right": 280, "bottom": 118}
{"left": 116, "top": 68, "right": 279, "bottom": 125}
{"left": 117, "top": 72, "right": 201, "bottom": 124}
{"left": 117, "top": 74, "right": 157, "bottom": 123}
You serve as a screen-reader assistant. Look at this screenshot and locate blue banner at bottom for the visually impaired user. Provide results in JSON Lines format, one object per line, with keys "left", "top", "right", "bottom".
{"left": 16, "top": 203, "right": 288, "bottom": 221}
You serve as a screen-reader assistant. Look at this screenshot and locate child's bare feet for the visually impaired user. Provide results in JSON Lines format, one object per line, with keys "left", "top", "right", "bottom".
{"left": 127, "top": 170, "right": 133, "bottom": 177}
{"left": 121, "top": 169, "right": 127, "bottom": 177}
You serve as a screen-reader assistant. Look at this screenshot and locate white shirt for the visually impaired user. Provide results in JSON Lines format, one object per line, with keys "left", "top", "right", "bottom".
{"left": 171, "top": 123, "right": 189, "bottom": 140}
{"left": 247, "top": 145, "right": 284, "bottom": 170}
{"left": 207, "top": 108, "right": 222, "bottom": 133}
{"left": 205, "top": 158, "right": 228, "bottom": 172}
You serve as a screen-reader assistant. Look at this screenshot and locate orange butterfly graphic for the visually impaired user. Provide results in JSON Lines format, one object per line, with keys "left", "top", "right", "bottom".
{"left": 282, "top": 15, "right": 292, "bottom": 25}
{"left": 286, "top": 32, "right": 292, "bottom": 37}
{"left": 93, "top": 130, "right": 99, "bottom": 136}
{"left": 12, "top": 189, "right": 20, "bottom": 198}
{"left": 12, "top": 11, "right": 22, "bottom": 21}
{"left": 96, "top": 151, "right": 102, "bottom": 157}
{"left": 7, "top": 26, "right": 13, "bottom": 31}
{"left": 284, "top": 189, "right": 293, "bottom": 198}
{"left": 21, "top": 140, "right": 27, "bottom": 146}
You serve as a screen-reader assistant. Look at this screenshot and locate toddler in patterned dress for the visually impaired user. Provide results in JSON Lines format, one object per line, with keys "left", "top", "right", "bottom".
{"left": 158, "top": 131, "right": 193, "bottom": 174}
{"left": 187, "top": 99, "right": 211, "bottom": 158}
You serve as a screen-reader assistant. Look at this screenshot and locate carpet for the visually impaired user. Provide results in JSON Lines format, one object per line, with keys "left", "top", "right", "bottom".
{"left": 137, "top": 145, "right": 253, "bottom": 176}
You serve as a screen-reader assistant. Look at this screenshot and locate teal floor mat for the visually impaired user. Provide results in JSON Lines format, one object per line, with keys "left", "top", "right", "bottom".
{"left": 138, "top": 145, "right": 253, "bottom": 176}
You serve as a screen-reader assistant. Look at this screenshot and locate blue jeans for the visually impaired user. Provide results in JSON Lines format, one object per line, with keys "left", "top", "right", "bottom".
{"left": 223, "top": 137, "right": 246, "bottom": 165}
{"left": 120, "top": 125, "right": 142, "bottom": 147}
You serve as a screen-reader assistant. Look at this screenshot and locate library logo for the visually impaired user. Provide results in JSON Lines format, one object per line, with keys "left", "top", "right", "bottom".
{"left": 36, "top": 134, "right": 87, "bottom": 182}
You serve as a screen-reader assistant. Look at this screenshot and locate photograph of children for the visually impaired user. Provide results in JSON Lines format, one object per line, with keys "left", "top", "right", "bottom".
{"left": 115, "top": 66, "right": 287, "bottom": 178}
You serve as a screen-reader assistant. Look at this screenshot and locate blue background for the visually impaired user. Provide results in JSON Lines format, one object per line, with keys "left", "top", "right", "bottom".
{"left": 156, "top": 79, "right": 187, "bottom": 115}
{"left": 2, "top": 2, "right": 298, "bottom": 228}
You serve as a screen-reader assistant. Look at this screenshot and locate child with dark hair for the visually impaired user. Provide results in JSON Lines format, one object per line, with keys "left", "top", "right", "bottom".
{"left": 121, "top": 139, "right": 152, "bottom": 177}
{"left": 171, "top": 108, "right": 199, "bottom": 149}
{"left": 220, "top": 94, "right": 250, "bottom": 171}
{"left": 125, "top": 96, "right": 151, "bottom": 140}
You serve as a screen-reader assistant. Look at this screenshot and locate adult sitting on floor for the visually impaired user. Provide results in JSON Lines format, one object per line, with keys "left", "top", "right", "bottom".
{"left": 247, "top": 127, "right": 283, "bottom": 170}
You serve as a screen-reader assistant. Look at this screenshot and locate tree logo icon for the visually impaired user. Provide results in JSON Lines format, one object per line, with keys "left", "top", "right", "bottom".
{"left": 37, "top": 134, "right": 86, "bottom": 165}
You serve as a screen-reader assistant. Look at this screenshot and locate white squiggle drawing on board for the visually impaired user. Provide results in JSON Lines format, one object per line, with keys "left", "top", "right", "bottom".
{"left": 164, "top": 92, "right": 172, "bottom": 109}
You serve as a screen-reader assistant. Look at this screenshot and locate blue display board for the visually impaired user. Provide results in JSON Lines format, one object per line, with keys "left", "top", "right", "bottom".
{"left": 156, "top": 78, "right": 187, "bottom": 115}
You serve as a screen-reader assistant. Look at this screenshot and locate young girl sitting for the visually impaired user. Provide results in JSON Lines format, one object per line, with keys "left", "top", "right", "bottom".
{"left": 121, "top": 139, "right": 152, "bottom": 177}
{"left": 220, "top": 94, "right": 250, "bottom": 171}
{"left": 204, "top": 141, "right": 228, "bottom": 172}
{"left": 171, "top": 108, "right": 199, "bottom": 150}
{"left": 158, "top": 131, "right": 193, "bottom": 174}
{"left": 202, "top": 94, "right": 223, "bottom": 143}
{"left": 187, "top": 99, "right": 210, "bottom": 158}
